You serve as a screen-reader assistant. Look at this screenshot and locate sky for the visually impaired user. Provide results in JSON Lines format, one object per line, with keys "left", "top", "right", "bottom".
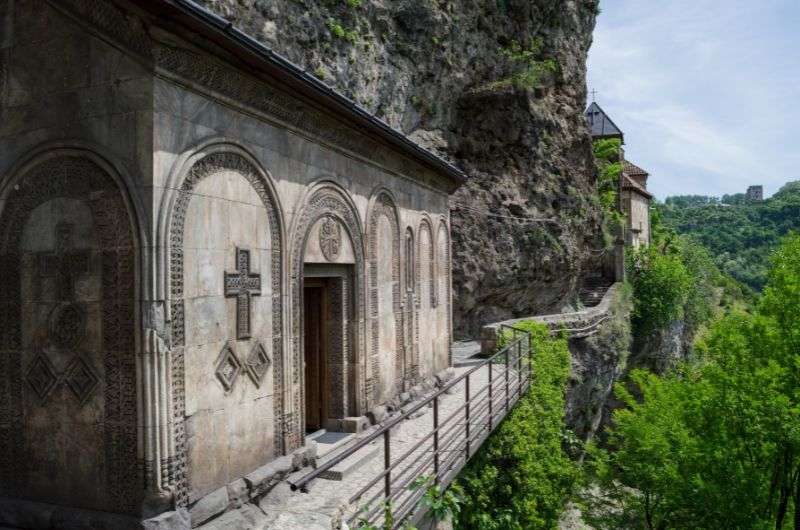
{"left": 587, "top": 0, "right": 800, "bottom": 200}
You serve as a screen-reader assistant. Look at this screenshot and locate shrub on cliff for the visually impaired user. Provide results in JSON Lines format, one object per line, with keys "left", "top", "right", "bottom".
{"left": 455, "top": 323, "right": 578, "bottom": 530}
{"left": 627, "top": 246, "right": 692, "bottom": 337}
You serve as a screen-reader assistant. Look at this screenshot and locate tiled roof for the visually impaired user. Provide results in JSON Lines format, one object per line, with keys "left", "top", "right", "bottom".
{"left": 621, "top": 174, "right": 653, "bottom": 199}
{"left": 585, "top": 102, "right": 624, "bottom": 141}
{"left": 622, "top": 159, "right": 649, "bottom": 177}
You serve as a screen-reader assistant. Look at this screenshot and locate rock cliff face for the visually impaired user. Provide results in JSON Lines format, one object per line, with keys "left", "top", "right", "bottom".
{"left": 199, "top": 0, "right": 603, "bottom": 337}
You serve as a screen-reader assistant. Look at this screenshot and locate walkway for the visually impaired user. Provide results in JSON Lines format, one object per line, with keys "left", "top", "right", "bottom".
{"left": 199, "top": 332, "right": 531, "bottom": 530}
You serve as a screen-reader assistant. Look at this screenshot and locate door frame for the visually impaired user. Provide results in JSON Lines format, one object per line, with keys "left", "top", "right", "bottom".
{"left": 302, "top": 264, "right": 356, "bottom": 431}
{"left": 303, "top": 279, "right": 329, "bottom": 432}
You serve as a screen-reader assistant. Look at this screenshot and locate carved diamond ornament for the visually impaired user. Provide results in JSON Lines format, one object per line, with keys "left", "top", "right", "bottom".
{"left": 64, "top": 356, "right": 100, "bottom": 404}
{"left": 245, "top": 342, "right": 271, "bottom": 388}
{"left": 25, "top": 353, "right": 59, "bottom": 403}
{"left": 215, "top": 343, "right": 242, "bottom": 392}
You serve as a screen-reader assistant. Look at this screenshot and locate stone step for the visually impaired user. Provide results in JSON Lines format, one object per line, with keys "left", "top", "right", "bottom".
{"left": 318, "top": 442, "right": 381, "bottom": 481}
{"left": 311, "top": 430, "right": 356, "bottom": 459}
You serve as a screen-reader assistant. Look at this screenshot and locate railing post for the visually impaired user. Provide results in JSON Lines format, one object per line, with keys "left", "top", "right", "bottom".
{"left": 517, "top": 339, "right": 522, "bottom": 400}
{"left": 488, "top": 359, "right": 493, "bottom": 430}
{"left": 465, "top": 372, "right": 471, "bottom": 460}
{"left": 505, "top": 348, "right": 510, "bottom": 413}
{"left": 383, "top": 429, "right": 391, "bottom": 501}
{"left": 433, "top": 395, "right": 440, "bottom": 484}
{"left": 528, "top": 333, "right": 534, "bottom": 383}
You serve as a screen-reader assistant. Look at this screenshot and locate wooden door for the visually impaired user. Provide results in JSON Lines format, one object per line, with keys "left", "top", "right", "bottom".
{"left": 304, "top": 284, "right": 327, "bottom": 431}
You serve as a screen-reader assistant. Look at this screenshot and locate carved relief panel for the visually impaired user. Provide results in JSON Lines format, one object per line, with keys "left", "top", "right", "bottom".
{"left": 0, "top": 156, "right": 138, "bottom": 514}
{"left": 168, "top": 151, "right": 283, "bottom": 505}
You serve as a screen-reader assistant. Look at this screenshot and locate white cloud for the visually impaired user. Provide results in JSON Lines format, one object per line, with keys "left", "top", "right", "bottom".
{"left": 587, "top": 0, "right": 800, "bottom": 199}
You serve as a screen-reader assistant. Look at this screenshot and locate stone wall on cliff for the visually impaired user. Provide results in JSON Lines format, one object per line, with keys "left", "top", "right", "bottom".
{"left": 198, "top": 0, "right": 603, "bottom": 338}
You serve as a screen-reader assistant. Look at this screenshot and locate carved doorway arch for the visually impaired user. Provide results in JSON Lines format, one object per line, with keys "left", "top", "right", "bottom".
{"left": 291, "top": 185, "right": 366, "bottom": 447}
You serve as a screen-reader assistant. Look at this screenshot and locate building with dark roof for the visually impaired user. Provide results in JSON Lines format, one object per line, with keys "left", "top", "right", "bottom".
{"left": 585, "top": 102, "right": 625, "bottom": 143}
{"left": 586, "top": 102, "right": 652, "bottom": 248}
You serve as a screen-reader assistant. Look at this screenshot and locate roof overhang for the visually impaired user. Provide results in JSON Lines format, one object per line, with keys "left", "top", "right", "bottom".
{"left": 122, "top": 0, "right": 467, "bottom": 189}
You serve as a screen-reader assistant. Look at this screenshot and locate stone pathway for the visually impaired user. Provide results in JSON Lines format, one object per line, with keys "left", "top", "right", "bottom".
{"left": 280, "top": 363, "right": 494, "bottom": 528}
{"left": 450, "top": 340, "right": 483, "bottom": 366}
{"left": 200, "top": 359, "right": 524, "bottom": 529}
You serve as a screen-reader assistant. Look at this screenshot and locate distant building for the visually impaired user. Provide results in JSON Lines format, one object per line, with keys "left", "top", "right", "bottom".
{"left": 746, "top": 185, "right": 764, "bottom": 201}
{"left": 619, "top": 159, "right": 653, "bottom": 248}
{"left": 586, "top": 101, "right": 625, "bottom": 143}
{"left": 585, "top": 102, "right": 652, "bottom": 249}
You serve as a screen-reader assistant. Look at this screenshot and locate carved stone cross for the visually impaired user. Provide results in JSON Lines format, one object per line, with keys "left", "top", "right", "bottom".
{"left": 39, "top": 222, "right": 90, "bottom": 301}
{"left": 224, "top": 248, "right": 261, "bottom": 340}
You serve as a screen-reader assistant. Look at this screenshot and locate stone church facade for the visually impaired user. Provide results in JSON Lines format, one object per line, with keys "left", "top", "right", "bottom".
{"left": 0, "top": 0, "right": 462, "bottom": 526}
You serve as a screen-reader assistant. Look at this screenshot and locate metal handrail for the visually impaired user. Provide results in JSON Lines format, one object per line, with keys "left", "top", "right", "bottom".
{"left": 287, "top": 324, "right": 535, "bottom": 529}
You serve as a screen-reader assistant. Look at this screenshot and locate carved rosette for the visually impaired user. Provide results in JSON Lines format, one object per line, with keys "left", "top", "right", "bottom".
{"left": 49, "top": 303, "right": 87, "bottom": 350}
{"left": 319, "top": 215, "right": 342, "bottom": 262}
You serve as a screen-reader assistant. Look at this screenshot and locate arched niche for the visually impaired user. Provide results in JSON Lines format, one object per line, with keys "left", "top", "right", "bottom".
{"left": 435, "top": 219, "right": 452, "bottom": 371}
{"left": 416, "top": 217, "right": 436, "bottom": 379}
{"left": 167, "top": 148, "right": 284, "bottom": 506}
{"left": 0, "top": 153, "right": 140, "bottom": 514}
{"left": 367, "top": 191, "right": 404, "bottom": 404}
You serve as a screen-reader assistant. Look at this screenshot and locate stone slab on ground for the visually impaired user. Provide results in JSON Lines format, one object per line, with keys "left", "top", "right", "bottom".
{"left": 319, "top": 443, "right": 381, "bottom": 481}
{"left": 189, "top": 487, "right": 228, "bottom": 527}
{"left": 311, "top": 431, "right": 355, "bottom": 459}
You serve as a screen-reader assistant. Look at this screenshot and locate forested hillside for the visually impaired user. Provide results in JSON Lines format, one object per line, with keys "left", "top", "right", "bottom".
{"left": 659, "top": 181, "right": 800, "bottom": 291}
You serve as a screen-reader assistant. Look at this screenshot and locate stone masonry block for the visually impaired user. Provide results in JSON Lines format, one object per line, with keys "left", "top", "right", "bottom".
{"left": 243, "top": 455, "right": 294, "bottom": 498}
{"left": 367, "top": 405, "right": 388, "bottom": 424}
{"left": 142, "top": 509, "right": 191, "bottom": 530}
{"left": 189, "top": 487, "right": 229, "bottom": 528}
{"left": 226, "top": 478, "right": 249, "bottom": 509}
{"left": 341, "top": 416, "right": 370, "bottom": 433}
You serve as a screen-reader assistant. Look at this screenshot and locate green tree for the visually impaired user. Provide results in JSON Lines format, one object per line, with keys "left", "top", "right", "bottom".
{"left": 584, "top": 234, "right": 800, "bottom": 529}
{"left": 660, "top": 181, "right": 800, "bottom": 291}
{"left": 627, "top": 246, "right": 692, "bottom": 337}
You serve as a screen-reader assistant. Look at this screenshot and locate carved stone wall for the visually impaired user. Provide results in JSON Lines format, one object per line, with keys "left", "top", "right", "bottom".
{"left": 167, "top": 150, "right": 283, "bottom": 506}
{"left": 367, "top": 193, "right": 404, "bottom": 403}
{"left": 0, "top": 155, "right": 139, "bottom": 514}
